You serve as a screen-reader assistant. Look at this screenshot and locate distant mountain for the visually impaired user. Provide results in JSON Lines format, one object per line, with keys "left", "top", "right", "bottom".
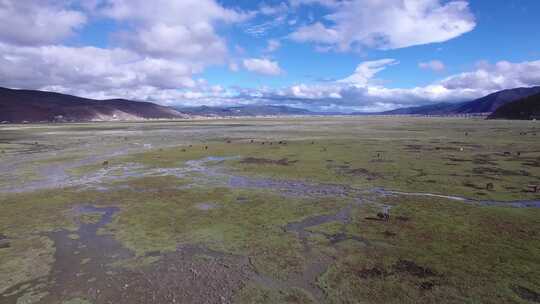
{"left": 4, "top": 85, "right": 540, "bottom": 123}
{"left": 455, "top": 86, "right": 540, "bottom": 114}
{"left": 0, "top": 87, "right": 188, "bottom": 123}
{"left": 178, "top": 105, "right": 315, "bottom": 117}
{"left": 379, "top": 86, "right": 540, "bottom": 115}
{"left": 379, "top": 102, "right": 467, "bottom": 115}
{"left": 487, "top": 92, "right": 540, "bottom": 120}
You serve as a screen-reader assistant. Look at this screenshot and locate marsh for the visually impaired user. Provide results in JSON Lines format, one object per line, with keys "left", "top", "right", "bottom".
{"left": 1, "top": 117, "right": 540, "bottom": 304}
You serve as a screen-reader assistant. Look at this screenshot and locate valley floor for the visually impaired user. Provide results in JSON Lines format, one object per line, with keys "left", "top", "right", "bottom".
{"left": 0, "top": 117, "right": 539, "bottom": 304}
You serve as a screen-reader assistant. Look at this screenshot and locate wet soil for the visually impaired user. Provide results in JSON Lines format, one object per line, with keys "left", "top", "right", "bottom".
{"left": 512, "top": 285, "right": 540, "bottom": 303}
{"left": 335, "top": 166, "right": 381, "bottom": 180}
{"left": 6, "top": 153, "right": 539, "bottom": 209}
{"left": 2, "top": 156, "right": 540, "bottom": 303}
{"left": 0, "top": 233, "right": 10, "bottom": 249}
{"left": 195, "top": 202, "right": 220, "bottom": 210}
{"left": 281, "top": 200, "right": 375, "bottom": 302}
{"left": 1, "top": 206, "right": 129, "bottom": 303}
{"left": 229, "top": 175, "right": 356, "bottom": 198}
{"left": 472, "top": 167, "right": 531, "bottom": 177}
{"left": 240, "top": 157, "right": 298, "bottom": 166}
{"left": 89, "top": 245, "right": 251, "bottom": 304}
{"left": 393, "top": 260, "right": 437, "bottom": 278}
{"left": 356, "top": 266, "right": 388, "bottom": 279}
{"left": 0, "top": 206, "right": 252, "bottom": 304}
{"left": 2, "top": 200, "right": 357, "bottom": 304}
{"left": 354, "top": 260, "right": 439, "bottom": 285}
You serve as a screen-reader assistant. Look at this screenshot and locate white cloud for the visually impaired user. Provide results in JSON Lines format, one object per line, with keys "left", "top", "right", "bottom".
{"left": 441, "top": 60, "right": 540, "bottom": 91}
{"left": 290, "top": 0, "right": 476, "bottom": 51}
{"left": 259, "top": 2, "right": 289, "bottom": 16}
{"left": 96, "top": 0, "right": 250, "bottom": 63}
{"left": 243, "top": 58, "right": 283, "bottom": 76}
{"left": 289, "top": 0, "right": 342, "bottom": 8}
{"left": 339, "top": 59, "right": 398, "bottom": 86}
{"left": 99, "top": 0, "right": 247, "bottom": 24}
{"left": 228, "top": 62, "right": 240, "bottom": 72}
{"left": 265, "top": 39, "right": 282, "bottom": 52}
{"left": 0, "top": 43, "right": 196, "bottom": 93}
{"left": 0, "top": 0, "right": 254, "bottom": 106}
{"left": 291, "top": 23, "right": 341, "bottom": 45}
{"left": 419, "top": 60, "right": 446, "bottom": 72}
{"left": 0, "top": 0, "right": 87, "bottom": 46}
{"left": 231, "top": 59, "right": 540, "bottom": 112}
{"left": 0, "top": 0, "right": 537, "bottom": 113}
{"left": 245, "top": 14, "right": 288, "bottom": 37}
{"left": 115, "top": 22, "right": 228, "bottom": 63}
{"left": 244, "top": 1, "right": 291, "bottom": 37}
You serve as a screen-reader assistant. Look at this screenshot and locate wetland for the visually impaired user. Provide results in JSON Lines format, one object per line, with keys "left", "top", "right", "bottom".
{"left": 1, "top": 117, "right": 539, "bottom": 303}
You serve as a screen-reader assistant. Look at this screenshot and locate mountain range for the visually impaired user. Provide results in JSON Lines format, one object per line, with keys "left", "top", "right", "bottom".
{"left": 379, "top": 86, "right": 540, "bottom": 115}
{"left": 178, "top": 105, "right": 315, "bottom": 117}
{"left": 0, "top": 87, "right": 188, "bottom": 123}
{"left": 1, "top": 86, "right": 540, "bottom": 123}
{"left": 181, "top": 86, "right": 540, "bottom": 117}
{"left": 488, "top": 92, "right": 540, "bottom": 120}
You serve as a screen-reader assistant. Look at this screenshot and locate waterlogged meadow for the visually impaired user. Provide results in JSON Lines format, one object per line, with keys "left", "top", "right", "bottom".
{"left": 1, "top": 117, "right": 539, "bottom": 304}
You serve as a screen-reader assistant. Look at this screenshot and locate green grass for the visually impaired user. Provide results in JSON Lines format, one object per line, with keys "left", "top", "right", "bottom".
{"left": 0, "top": 236, "right": 54, "bottom": 295}
{"left": 103, "top": 186, "right": 344, "bottom": 280}
{"left": 319, "top": 196, "right": 540, "bottom": 304}
{"left": 1, "top": 117, "right": 539, "bottom": 303}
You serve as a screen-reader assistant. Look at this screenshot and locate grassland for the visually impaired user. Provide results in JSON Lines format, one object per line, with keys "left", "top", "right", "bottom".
{"left": 0, "top": 117, "right": 539, "bottom": 304}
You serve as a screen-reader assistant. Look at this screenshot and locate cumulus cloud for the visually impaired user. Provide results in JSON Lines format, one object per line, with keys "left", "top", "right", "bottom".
{"left": 441, "top": 60, "right": 540, "bottom": 91}
{"left": 115, "top": 22, "right": 228, "bottom": 63}
{"left": 290, "top": 0, "right": 476, "bottom": 51}
{"left": 96, "top": 0, "right": 249, "bottom": 62}
{"left": 419, "top": 60, "right": 446, "bottom": 72}
{"left": 243, "top": 58, "right": 283, "bottom": 76}
{"left": 99, "top": 0, "right": 246, "bottom": 25}
{"left": 0, "top": 0, "right": 87, "bottom": 46}
{"left": 230, "top": 59, "right": 540, "bottom": 112}
{"left": 0, "top": 0, "right": 253, "bottom": 105}
{"left": 0, "top": 0, "right": 538, "bottom": 113}
{"left": 0, "top": 43, "right": 196, "bottom": 94}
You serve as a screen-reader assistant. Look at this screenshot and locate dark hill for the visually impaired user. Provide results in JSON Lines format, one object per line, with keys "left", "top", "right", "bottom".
{"left": 379, "top": 86, "right": 540, "bottom": 115}
{"left": 487, "top": 92, "right": 540, "bottom": 120}
{"left": 0, "top": 87, "right": 188, "bottom": 123}
{"left": 455, "top": 86, "right": 540, "bottom": 114}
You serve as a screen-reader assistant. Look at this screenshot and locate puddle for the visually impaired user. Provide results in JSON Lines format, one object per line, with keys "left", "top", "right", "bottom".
{"left": 0, "top": 207, "right": 253, "bottom": 304}
{"left": 1, "top": 205, "right": 133, "bottom": 303}
{"left": 5, "top": 157, "right": 538, "bottom": 303}
{"left": 1, "top": 148, "right": 133, "bottom": 193}
{"left": 286, "top": 203, "right": 370, "bottom": 251}
{"left": 5, "top": 153, "right": 539, "bottom": 211}
{"left": 374, "top": 189, "right": 540, "bottom": 208}
{"left": 195, "top": 202, "right": 220, "bottom": 210}
{"left": 281, "top": 201, "right": 372, "bottom": 303}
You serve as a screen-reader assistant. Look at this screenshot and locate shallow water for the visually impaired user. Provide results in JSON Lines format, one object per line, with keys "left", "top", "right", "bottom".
{"left": 5, "top": 153, "right": 539, "bottom": 209}
{"left": 376, "top": 189, "right": 540, "bottom": 208}
{"left": 1, "top": 205, "right": 133, "bottom": 303}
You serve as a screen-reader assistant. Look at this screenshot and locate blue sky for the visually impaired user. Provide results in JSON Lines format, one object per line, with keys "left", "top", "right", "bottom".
{"left": 0, "top": 0, "right": 539, "bottom": 112}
